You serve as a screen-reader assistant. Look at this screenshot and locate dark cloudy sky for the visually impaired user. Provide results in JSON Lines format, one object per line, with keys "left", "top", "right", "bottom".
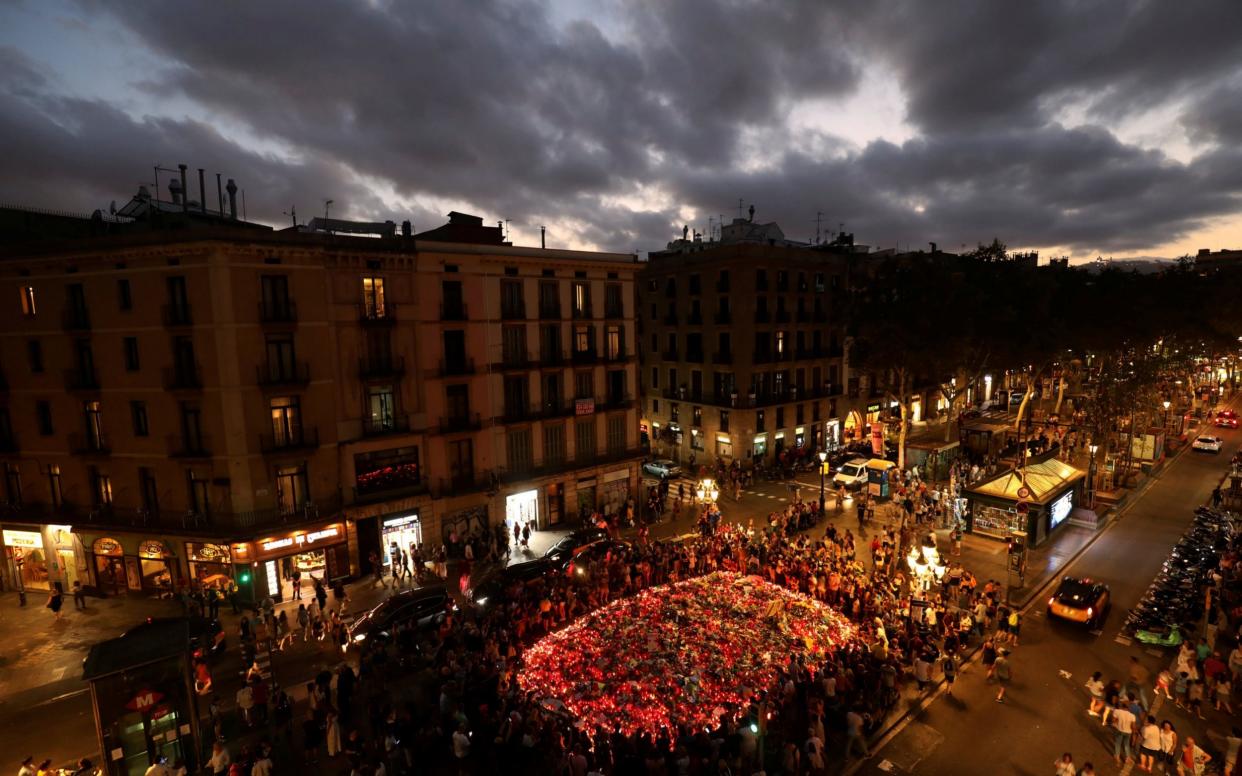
{"left": 3, "top": 0, "right": 1242, "bottom": 259}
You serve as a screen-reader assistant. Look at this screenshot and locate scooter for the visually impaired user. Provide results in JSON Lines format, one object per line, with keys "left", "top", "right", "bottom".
{"left": 1134, "top": 623, "right": 1184, "bottom": 648}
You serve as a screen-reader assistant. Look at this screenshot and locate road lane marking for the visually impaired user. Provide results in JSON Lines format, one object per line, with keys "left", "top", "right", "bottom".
{"left": 1145, "top": 647, "right": 1164, "bottom": 657}
{"left": 1115, "top": 635, "right": 1133, "bottom": 646}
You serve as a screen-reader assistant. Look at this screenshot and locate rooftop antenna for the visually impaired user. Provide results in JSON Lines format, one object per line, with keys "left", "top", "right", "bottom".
{"left": 241, "top": 189, "right": 246, "bottom": 221}
{"left": 814, "top": 211, "right": 824, "bottom": 245}
{"left": 216, "top": 173, "right": 224, "bottom": 216}
{"left": 324, "top": 199, "right": 334, "bottom": 234}
{"left": 718, "top": 214, "right": 724, "bottom": 240}
{"left": 505, "top": 219, "right": 511, "bottom": 241}
{"left": 284, "top": 206, "right": 297, "bottom": 228}
{"left": 737, "top": 198, "right": 744, "bottom": 220}
{"left": 708, "top": 216, "right": 714, "bottom": 242}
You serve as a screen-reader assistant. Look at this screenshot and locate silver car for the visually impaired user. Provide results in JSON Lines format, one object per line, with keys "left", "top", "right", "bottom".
{"left": 642, "top": 458, "right": 682, "bottom": 478}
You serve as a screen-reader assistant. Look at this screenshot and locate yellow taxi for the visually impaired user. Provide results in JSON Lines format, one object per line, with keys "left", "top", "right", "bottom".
{"left": 1047, "top": 576, "right": 1110, "bottom": 628}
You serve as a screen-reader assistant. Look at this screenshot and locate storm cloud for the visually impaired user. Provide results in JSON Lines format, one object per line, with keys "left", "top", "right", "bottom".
{"left": 0, "top": 0, "right": 1240, "bottom": 256}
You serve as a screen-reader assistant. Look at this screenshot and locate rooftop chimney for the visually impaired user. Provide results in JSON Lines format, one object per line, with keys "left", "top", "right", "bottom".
{"left": 178, "top": 164, "right": 189, "bottom": 212}
{"left": 168, "top": 177, "right": 183, "bottom": 205}
{"left": 225, "top": 179, "right": 238, "bottom": 219}
{"left": 748, "top": 204, "right": 755, "bottom": 222}
{"left": 401, "top": 220, "right": 412, "bottom": 237}
{"left": 540, "top": 225, "right": 546, "bottom": 249}
{"left": 198, "top": 169, "right": 207, "bottom": 214}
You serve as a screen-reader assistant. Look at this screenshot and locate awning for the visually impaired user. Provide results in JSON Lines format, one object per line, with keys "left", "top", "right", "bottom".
{"left": 965, "top": 457, "right": 1085, "bottom": 505}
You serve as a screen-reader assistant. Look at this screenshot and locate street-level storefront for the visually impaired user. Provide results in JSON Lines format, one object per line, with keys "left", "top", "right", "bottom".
{"left": 237, "top": 522, "right": 348, "bottom": 603}
{"left": 137, "top": 540, "right": 178, "bottom": 594}
{"left": 964, "top": 455, "right": 1085, "bottom": 547}
{"left": 380, "top": 512, "right": 423, "bottom": 568}
{"left": 186, "top": 542, "right": 234, "bottom": 590}
{"left": 2, "top": 524, "right": 86, "bottom": 593}
{"left": 506, "top": 489, "right": 539, "bottom": 532}
{"left": 600, "top": 467, "right": 631, "bottom": 519}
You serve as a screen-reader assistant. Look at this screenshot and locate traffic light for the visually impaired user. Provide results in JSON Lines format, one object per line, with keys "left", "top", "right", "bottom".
{"left": 238, "top": 570, "right": 251, "bottom": 584}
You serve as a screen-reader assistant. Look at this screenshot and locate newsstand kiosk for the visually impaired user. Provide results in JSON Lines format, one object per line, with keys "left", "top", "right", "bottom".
{"left": 82, "top": 620, "right": 202, "bottom": 775}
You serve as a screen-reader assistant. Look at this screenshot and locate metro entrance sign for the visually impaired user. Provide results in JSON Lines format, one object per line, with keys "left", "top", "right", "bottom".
{"left": 125, "top": 689, "right": 165, "bottom": 712}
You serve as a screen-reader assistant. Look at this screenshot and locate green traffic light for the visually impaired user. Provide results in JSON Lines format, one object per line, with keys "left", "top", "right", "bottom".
{"left": 239, "top": 572, "right": 251, "bottom": 584}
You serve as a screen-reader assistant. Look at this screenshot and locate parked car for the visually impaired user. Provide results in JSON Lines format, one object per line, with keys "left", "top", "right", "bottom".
{"left": 468, "top": 559, "right": 556, "bottom": 608}
{"left": 832, "top": 459, "right": 871, "bottom": 489}
{"left": 543, "top": 527, "right": 609, "bottom": 570}
{"left": 1193, "top": 435, "right": 1224, "bottom": 453}
{"left": 348, "top": 585, "right": 451, "bottom": 647}
{"left": 642, "top": 459, "right": 682, "bottom": 479}
{"left": 566, "top": 540, "right": 632, "bottom": 582}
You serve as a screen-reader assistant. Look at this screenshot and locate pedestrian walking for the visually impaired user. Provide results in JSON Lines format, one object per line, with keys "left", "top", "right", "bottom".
{"left": 1086, "top": 671, "right": 1106, "bottom": 716}
{"left": 46, "top": 587, "right": 63, "bottom": 620}
{"left": 1054, "top": 753, "right": 1076, "bottom": 776}
{"left": 1139, "top": 715, "right": 1162, "bottom": 773}
{"left": 1161, "top": 721, "right": 1179, "bottom": 772}
{"left": 291, "top": 568, "right": 302, "bottom": 600}
{"left": 943, "top": 654, "right": 957, "bottom": 695}
{"left": 994, "top": 648, "right": 1012, "bottom": 702}
{"left": 1110, "top": 698, "right": 1136, "bottom": 766}
{"left": 844, "top": 707, "right": 870, "bottom": 760}
{"left": 71, "top": 580, "right": 86, "bottom": 609}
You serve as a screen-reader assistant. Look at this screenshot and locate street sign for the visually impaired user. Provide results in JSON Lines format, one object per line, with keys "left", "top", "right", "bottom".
{"left": 1016, "top": 486, "right": 1031, "bottom": 499}
{"left": 126, "top": 689, "right": 165, "bottom": 712}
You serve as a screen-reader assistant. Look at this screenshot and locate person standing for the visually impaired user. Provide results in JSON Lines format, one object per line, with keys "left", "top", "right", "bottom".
{"left": 46, "top": 587, "right": 63, "bottom": 620}
{"left": 207, "top": 742, "right": 231, "bottom": 775}
{"left": 1139, "top": 715, "right": 1162, "bottom": 773}
{"left": 1178, "top": 735, "right": 1210, "bottom": 776}
{"left": 71, "top": 580, "right": 86, "bottom": 609}
{"left": 1054, "top": 753, "right": 1076, "bottom": 776}
{"left": 1110, "top": 698, "right": 1136, "bottom": 766}
{"left": 943, "top": 654, "right": 957, "bottom": 695}
{"left": 291, "top": 567, "right": 302, "bottom": 600}
{"left": 994, "top": 648, "right": 1012, "bottom": 703}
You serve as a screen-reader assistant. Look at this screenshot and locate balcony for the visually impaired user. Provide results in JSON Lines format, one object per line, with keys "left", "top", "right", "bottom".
{"left": 685, "top": 349, "right": 704, "bottom": 363}
{"left": 259, "top": 299, "right": 298, "bottom": 324}
{"left": 362, "top": 413, "right": 411, "bottom": 437}
{"left": 775, "top": 309, "right": 791, "bottom": 323}
{"left": 259, "top": 426, "right": 319, "bottom": 454}
{"left": 257, "top": 361, "right": 311, "bottom": 388}
{"left": 492, "top": 350, "right": 533, "bottom": 371}
{"left": 539, "top": 351, "right": 566, "bottom": 367}
{"left": 438, "top": 413, "right": 483, "bottom": 434}
{"left": 162, "top": 303, "right": 193, "bottom": 327}
{"left": 604, "top": 304, "right": 624, "bottom": 320}
{"left": 358, "top": 302, "right": 397, "bottom": 325}
{"left": 167, "top": 433, "right": 211, "bottom": 459}
{"left": 69, "top": 432, "right": 110, "bottom": 456}
{"left": 500, "top": 302, "right": 527, "bottom": 321}
{"left": 539, "top": 303, "right": 562, "bottom": 320}
{"left": 359, "top": 355, "right": 406, "bottom": 380}
{"left": 163, "top": 364, "right": 203, "bottom": 391}
{"left": 687, "top": 310, "right": 703, "bottom": 325}
{"left": 62, "top": 307, "right": 91, "bottom": 331}
{"left": 571, "top": 349, "right": 599, "bottom": 364}
{"left": 712, "top": 350, "right": 733, "bottom": 365}
{"left": 439, "top": 301, "right": 468, "bottom": 321}
{"left": 64, "top": 367, "right": 100, "bottom": 392}
{"left": 662, "top": 311, "right": 679, "bottom": 325}
{"left": 354, "top": 464, "right": 425, "bottom": 504}
{"left": 714, "top": 309, "right": 732, "bottom": 325}
{"left": 66, "top": 493, "right": 346, "bottom": 533}
{"left": 603, "top": 349, "right": 631, "bottom": 363}
{"left": 661, "top": 349, "right": 679, "bottom": 362}
{"left": 437, "top": 357, "right": 476, "bottom": 377}
{"left": 599, "top": 393, "right": 634, "bottom": 411}
{"left": 500, "top": 404, "right": 538, "bottom": 424}
{"left": 754, "top": 309, "right": 770, "bottom": 324}
{"left": 571, "top": 305, "right": 593, "bottom": 320}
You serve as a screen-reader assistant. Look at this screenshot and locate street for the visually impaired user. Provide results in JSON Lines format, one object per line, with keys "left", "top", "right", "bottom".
{"left": 857, "top": 423, "right": 1240, "bottom": 774}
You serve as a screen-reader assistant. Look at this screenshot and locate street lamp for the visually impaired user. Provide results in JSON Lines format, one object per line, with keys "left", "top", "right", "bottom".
{"left": 818, "top": 450, "right": 828, "bottom": 516}
{"left": 1087, "top": 443, "right": 1099, "bottom": 509}
{"left": 695, "top": 478, "right": 719, "bottom": 505}
{"left": 1163, "top": 400, "right": 1171, "bottom": 431}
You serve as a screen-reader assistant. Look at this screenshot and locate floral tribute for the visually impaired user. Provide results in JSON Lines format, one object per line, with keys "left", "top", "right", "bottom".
{"left": 518, "top": 571, "right": 860, "bottom": 736}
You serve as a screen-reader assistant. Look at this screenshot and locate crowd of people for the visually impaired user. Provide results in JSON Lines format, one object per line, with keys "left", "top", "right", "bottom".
{"left": 177, "top": 471, "right": 1032, "bottom": 776}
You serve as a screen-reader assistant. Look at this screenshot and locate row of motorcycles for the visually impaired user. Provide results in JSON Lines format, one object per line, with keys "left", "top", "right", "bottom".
{"left": 1123, "top": 506, "right": 1235, "bottom": 646}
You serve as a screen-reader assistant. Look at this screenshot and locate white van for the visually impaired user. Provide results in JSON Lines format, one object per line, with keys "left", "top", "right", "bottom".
{"left": 832, "top": 458, "right": 871, "bottom": 489}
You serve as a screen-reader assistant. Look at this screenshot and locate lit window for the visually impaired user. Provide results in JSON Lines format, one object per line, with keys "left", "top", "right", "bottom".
{"left": 19, "top": 286, "right": 36, "bottom": 316}
{"left": 361, "top": 276, "right": 386, "bottom": 317}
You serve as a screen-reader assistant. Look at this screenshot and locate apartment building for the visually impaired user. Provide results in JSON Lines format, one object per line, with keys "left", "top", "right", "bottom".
{"left": 639, "top": 221, "right": 868, "bottom": 466}
{"left": 0, "top": 197, "right": 640, "bottom": 602}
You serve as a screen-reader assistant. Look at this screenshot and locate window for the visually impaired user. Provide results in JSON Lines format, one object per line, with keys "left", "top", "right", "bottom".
{"left": 693, "top": 406, "right": 702, "bottom": 427}
{"left": 362, "top": 276, "right": 387, "bottom": 317}
{"left": 605, "top": 325, "right": 624, "bottom": 359}
{"left": 539, "top": 324, "right": 561, "bottom": 362}
{"left": 47, "top": 465, "right": 62, "bottom": 508}
{"left": 539, "top": 280, "right": 561, "bottom": 318}
{"left": 503, "top": 375, "right": 530, "bottom": 418}
{"left": 755, "top": 269, "right": 767, "bottom": 291}
{"left": 448, "top": 439, "right": 474, "bottom": 487}
{"left": 0, "top": 408, "right": 10, "bottom": 445}
{"left": 572, "top": 281, "right": 591, "bottom": 318}
{"left": 264, "top": 336, "right": 296, "bottom": 379}
{"left": 117, "top": 278, "right": 132, "bottom": 310}
{"left": 720, "top": 410, "right": 730, "bottom": 432}
{"left": 506, "top": 428, "right": 533, "bottom": 471}
{"left": 139, "top": 466, "right": 159, "bottom": 516}
{"left": 188, "top": 472, "right": 210, "bottom": 516}
{"left": 688, "top": 274, "right": 701, "bottom": 295}
{"left": 796, "top": 404, "right": 805, "bottom": 425}
{"left": 775, "top": 331, "right": 787, "bottom": 356}
{"left": 261, "top": 275, "right": 292, "bottom": 320}
{"left": 574, "top": 371, "right": 594, "bottom": 400}
{"left": 446, "top": 384, "right": 470, "bottom": 420}
{"left": 650, "top": 367, "right": 659, "bottom": 390}
{"left": 543, "top": 424, "right": 566, "bottom": 464}
{"left": 270, "top": 396, "right": 302, "bottom": 445}
{"left": 35, "top": 400, "right": 53, "bottom": 435}
{"left": 442, "top": 330, "right": 467, "bottom": 369}
{"left": 4, "top": 462, "right": 21, "bottom": 505}
{"left": 717, "top": 270, "right": 730, "bottom": 292}
{"left": 757, "top": 410, "right": 766, "bottom": 432}
{"left": 130, "top": 401, "right": 149, "bottom": 437}
{"left": 19, "top": 285, "right": 36, "bottom": 316}
{"left": 181, "top": 402, "right": 204, "bottom": 450}
{"left": 670, "top": 402, "right": 680, "bottom": 422}
{"left": 501, "top": 279, "right": 525, "bottom": 319}
{"left": 607, "top": 414, "right": 626, "bottom": 453}
{"left": 66, "top": 283, "right": 88, "bottom": 328}
{"left": 668, "top": 368, "right": 677, "bottom": 393}
{"left": 775, "top": 407, "right": 785, "bottom": 429}
{"left": 27, "top": 340, "right": 42, "bottom": 373}
{"left": 814, "top": 272, "right": 826, "bottom": 292}
{"left": 275, "top": 463, "right": 309, "bottom": 515}
{"left": 166, "top": 276, "right": 190, "bottom": 323}
{"left": 84, "top": 400, "right": 104, "bottom": 448}
{"left": 575, "top": 418, "right": 597, "bottom": 459}
{"left": 573, "top": 324, "right": 594, "bottom": 355}
{"left": 651, "top": 399, "right": 659, "bottom": 414}
{"left": 367, "top": 385, "right": 396, "bottom": 432}
{"left": 123, "top": 337, "right": 140, "bottom": 371}
{"left": 607, "top": 369, "right": 627, "bottom": 404}
{"left": 502, "top": 325, "right": 527, "bottom": 365}
{"left": 605, "top": 283, "right": 623, "bottom": 318}
{"left": 90, "top": 467, "right": 112, "bottom": 507}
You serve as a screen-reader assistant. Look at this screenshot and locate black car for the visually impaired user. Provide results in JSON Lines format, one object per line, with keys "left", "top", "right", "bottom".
{"left": 469, "top": 558, "right": 556, "bottom": 608}
{"left": 566, "top": 540, "right": 632, "bottom": 583}
{"left": 542, "top": 528, "right": 609, "bottom": 570}
{"left": 119, "top": 616, "right": 225, "bottom": 658}
{"left": 348, "top": 585, "right": 452, "bottom": 648}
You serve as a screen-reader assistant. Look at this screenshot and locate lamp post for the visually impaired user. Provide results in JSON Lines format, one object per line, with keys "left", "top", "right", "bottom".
{"left": 818, "top": 450, "right": 828, "bottom": 516}
{"left": 1163, "top": 400, "right": 1171, "bottom": 431}
{"left": 1087, "top": 442, "right": 1099, "bottom": 510}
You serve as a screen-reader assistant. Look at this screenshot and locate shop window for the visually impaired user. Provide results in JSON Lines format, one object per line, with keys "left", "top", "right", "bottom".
{"left": 717, "top": 438, "right": 733, "bottom": 459}
{"left": 690, "top": 430, "right": 704, "bottom": 451}
{"left": 138, "top": 540, "right": 175, "bottom": 592}
{"left": 19, "top": 285, "right": 36, "bottom": 316}
{"left": 275, "top": 463, "right": 309, "bottom": 516}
